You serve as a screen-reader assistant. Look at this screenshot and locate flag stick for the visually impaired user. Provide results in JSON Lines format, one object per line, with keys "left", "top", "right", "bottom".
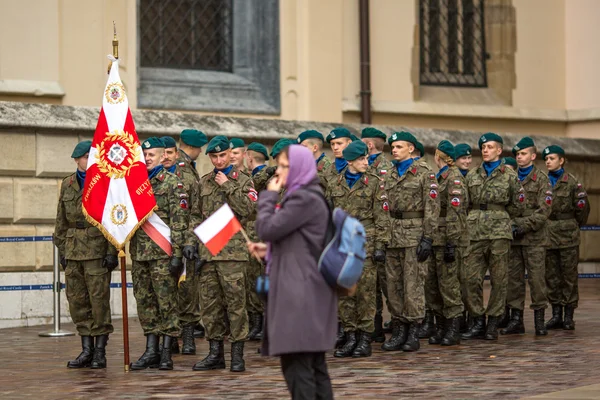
{"left": 119, "top": 251, "right": 130, "bottom": 371}
{"left": 239, "top": 227, "right": 264, "bottom": 263}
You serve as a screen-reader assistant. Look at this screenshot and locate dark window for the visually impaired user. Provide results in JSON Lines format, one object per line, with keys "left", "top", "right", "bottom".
{"left": 419, "top": 0, "right": 487, "bottom": 87}
{"left": 139, "top": 0, "right": 233, "bottom": 72}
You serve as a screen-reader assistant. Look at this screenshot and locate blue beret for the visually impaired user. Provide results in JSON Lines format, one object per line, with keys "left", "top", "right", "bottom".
{"left": 71, "top": 140, "right": 92, "bottom": 158}
{"left": 478, "top": 132, "right": 503, "bottom": 149}
{"left": 161, "top": 136, "right": 177, "bottom": 149}
{"left": 342, "top": 140, "right": 368, "bottom": 161}
{"left": 542, "top": 145, "right": 565, "bottom": 158}
{"left": 361, "top": 127, "right": 386, "bottom": 140}
{"left": 180, "top": 129, "right": 208, "bottom": 148}
{"left": 326, "top": 127, "right": 353, "bottom": 143}
{"left": 230, "top": 138, "right": 246, "bottom": 149}
{"left": 247, "top": 142, "right": 269, "bottom": 160}
{"left": 437, "top": 140, "right": 455, "bottom": 160}
{"left": 142, "top": 137, "right": 165, "bottom": 150}
{"left": 297, "top": 130, "right": 324, "bottom": 144}
{"left": 205, "top": 135, "right": 232, "bottom": 154}
{"left": 512, "top": 136, "right": 535, "bottom": 155}
{"left": 270, "top": 138, "right": 294, "bottom": 158}
{"left": 388, "top": 131, "right": 418, "bottom": 146}
{"left": 454, "top": 143, "right": 472, "bottom": 159}
{"left": 503, "top": 157, "right": 517, "bottom": 168}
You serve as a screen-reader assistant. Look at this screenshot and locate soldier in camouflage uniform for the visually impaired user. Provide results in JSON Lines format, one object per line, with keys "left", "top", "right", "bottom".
{"left": 55, "top": 140, "right": 118, "bottom": 370}
{"left": 193, "top": 136, "right": 257, "bottom": 373}
{"left": 425, "top": 141, "right": 469, "bottom": 346}
{"left": 543, "top": 145, "right": 590, "bottom": 331}
{"left": 326, "top": 141, "right": 390, "bottom": 358}
{"left": 461, "top": 133, "right": 525, "bottom": 341}
{"left": 297, "top": 129, "right": 332, "bottom": 189}
{"left": 322, "top": 127, "right": 354, "bottom": 187}
{"left": 129, "top": 137, "right": 193, "bottom": 371}
{"left": 501, "top": 137, "right": 552, "bottom": 336}
{"left": 230, "top": 138, "right": 248, "bottom": 174}
{"left": 454, "top": 144, "right": 473, "bottom": 178}
{"left": 382, "top": 131, "right": 440, "bottom": 352}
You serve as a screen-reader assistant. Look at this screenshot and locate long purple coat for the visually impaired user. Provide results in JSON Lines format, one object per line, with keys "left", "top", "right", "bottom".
{"left": 255, "top": 179, "right": 338, "bottom": 356}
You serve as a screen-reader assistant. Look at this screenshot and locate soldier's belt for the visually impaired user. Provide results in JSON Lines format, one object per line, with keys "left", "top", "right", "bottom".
{"left": 550, "top": 212, "right": 575, "bottom": 221}
{"left": 472, "top": 203, "right": 506, "bottom": 211}
{"left": 68, "top": 221, "right": 92, "bottom": 229}
{"left": 390, "top": 210, "right": 424, "bottom": 219}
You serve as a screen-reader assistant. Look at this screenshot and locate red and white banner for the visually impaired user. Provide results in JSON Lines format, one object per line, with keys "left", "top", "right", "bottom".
{"left": 83, "top": 58, "right": 170, "bottom": 252}
{"left": 194, "top": 204, "right": 242, "bottom": 256}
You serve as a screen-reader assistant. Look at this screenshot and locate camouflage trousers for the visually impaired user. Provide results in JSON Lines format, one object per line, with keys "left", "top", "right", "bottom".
{"left": 245, "top": 258, "right": 264, "bottom": 315}
{"left": 507, "top": 245, "right": 549, "bottom": 311}
{"left": 177, "top": 259, "right": 201, "bottom": 326}
{"left": 198, "top": 261, "right": 249, "bottom": 342}
{"left": 375, "top": 260, "right": 390, "bottom": 316}
{"left": 339, "top": 259, "right": 377, "bottom": 333}
{"left": 546, "top": 247, "right": 579, "bottom": 308}
{"left": 422, "top": 257, "right": 434, "bottom": 313}
{"left": 463, "top": 239, "right": 510, "bottom": 317}
{"left": 424, "top": 247, "right": 464, "bottom": 319}
{"left": 385, "top": 247, "right": 427, "bottom": 323}
{"left": 65, "top": 259, "right": 113, "bottom": 337}
{"left": 132, "top": 259, "right": 180, "bottom": 337}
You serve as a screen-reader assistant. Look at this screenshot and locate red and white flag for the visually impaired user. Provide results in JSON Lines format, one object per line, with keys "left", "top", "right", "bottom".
{"left": 82, "top": 58, "right": 170, "bottom": 253}
{"left": 194, "top": 204, "right": 242, "bottom": 256}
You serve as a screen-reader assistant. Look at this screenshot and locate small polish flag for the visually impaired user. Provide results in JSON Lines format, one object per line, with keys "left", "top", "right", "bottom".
{"left": 194, "top": 204, "right": 242, "bottom": 256}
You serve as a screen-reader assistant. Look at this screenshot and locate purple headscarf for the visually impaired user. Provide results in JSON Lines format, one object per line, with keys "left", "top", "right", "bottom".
{"left": 284, "top": 145, "right": 318, "bottom": 199}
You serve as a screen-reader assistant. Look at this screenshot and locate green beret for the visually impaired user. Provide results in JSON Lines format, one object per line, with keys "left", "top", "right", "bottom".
{"left": 270, "top": 138, "right": 294, "bottom": 158}
{"left": 478, "top": 132, "right": 503, "bottom": 149}
{"left": 230, "top": 138, "right": 246, "bottom": 149}
{"left": 503, "top": 157, "right": 517, "bottom": 168}
{"left": 437, "top": 140, "right": 455, "bottom": 160}
{"left": 142, "top": 137, "right": 165, "bottom": 150}
{"left": 180, "top": 129, "right": 208, "bottom": 148}
{"left": 542, "top": 145, "right": 565, "bottom": 158}
{"left": 512, "top": 136, "right": 535, "bottom": 155}
{"left": 326, "top": 127, "right": 352, "bottom": 143}
{"left": 161, "top": 136, "right": 177, "bottom": 149}
{"left": 297, "top": 130, "right": 324, "bottom": 144}
{"left": 388, "top": 131, "right": 418, "bottom": 147}
{"left": 247, "top": 142, "right": 269, "bottom": 160}
{"left": 342, "top": 140, "right": 368, "bottom": 161}
{"left": 71, "top": 140, "right": 92, "bottom": 158}
{"left": 454, "top": 143, "right": 472, "bottom": 159}
{"left": 361, "top": 127, "right": 387, "bottom": 140}
{"left": 415, "top": 141, "right": 425, "bottom": 157}
{"left": 205, "top": 135, "right": 231, "bottom": 154}
{"left": 350, "top": 134, "right": 360, "bottom": 142}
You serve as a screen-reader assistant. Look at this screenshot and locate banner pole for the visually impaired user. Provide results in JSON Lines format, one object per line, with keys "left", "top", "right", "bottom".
{"left": 119, "top": 250, "right": 130, "bottom": 371}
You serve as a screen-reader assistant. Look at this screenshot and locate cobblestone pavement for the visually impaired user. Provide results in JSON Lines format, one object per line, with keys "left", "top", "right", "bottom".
{"left": 2, "top": 281, "right": 600, "bottom": 399}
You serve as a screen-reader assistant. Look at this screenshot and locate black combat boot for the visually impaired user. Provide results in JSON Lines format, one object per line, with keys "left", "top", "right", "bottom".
{"left": 545, "top": 304, "right": 563, "bottom": 330}
{"left": 428, "top": 315, "right": 446, "bottom": 345}
{"left": 484, "top": 316, "right": 499, "bottom": 340}
{"left": 381, "top": 319, "right": 408, "bottom": 351}
{"left": 192, "top": 340, "right": 226, "bottom": 371}
{"left": 371, "top": 313, "right": 386, "bottom": 343}
{"left": 158, "top": 336, "right": 175, "bottom": 370}
{"left": 459, "top": 311, "right": 469, "bottom": 333}
{"left": 193, "top": 323, "right": 205, "bottom": 339}
{"left": 230, "top": 341, "right": 245, "bottom": 372}
{"left": 383, "top": 320, "right": 392, "bottom": 333}
{"left": 461, "top": 315, "right": 486, "bottom": 340}
{"left": 441, "top": 317, "right": 461, "bottom": 346}
{"left": 90, "top": 335, "right": 108, "bottom": 369}
{"left": 534, "top": 309, "right": 548, "bottom": 336}
{"left": 181, "top": 324, "right": 196, "bottom": 355}
{"left": 130, "top": 334, "right": 160, "bottom": 370}
{"left": 563, "top": 305, "right": 576, "bottom": 330}
{"left": 418, "top": 310, "right": 435, "bottom": 339}
{"left": 497, "top": 305, "right": 511, "bottom": 329}
{"left": 248, "top": 313, "right": 263, "bottom": 341}
{"left": 352, "top": 331, "right": 372, "bottom": 358}
{"left": 161, "top": 336, "right": 180, "bottom": 354}
{"left": 335, "top": 323, "right": 346, "bottom": 349}
{"left": 334, "top": 331, "right": 357, "bottom": 358}
{"left": 500, "top": 309, "right": 525, "bottom": 335}
{"left": 402, "top": 322, "right": 420, "bottom": 352}
{"left": 67, "top": 336, "right": 94, "bottom": 368}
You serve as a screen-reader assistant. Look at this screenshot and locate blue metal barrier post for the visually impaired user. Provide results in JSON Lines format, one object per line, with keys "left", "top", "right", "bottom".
{"left": 39, "top": 245, "right": 74, "bottom": 337}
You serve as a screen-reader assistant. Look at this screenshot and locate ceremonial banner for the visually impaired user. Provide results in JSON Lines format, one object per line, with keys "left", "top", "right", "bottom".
{"left": 194, "top": 204, "right": 242, "bottom": 256}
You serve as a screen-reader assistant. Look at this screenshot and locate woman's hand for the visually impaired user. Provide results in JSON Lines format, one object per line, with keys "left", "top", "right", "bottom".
{"left": 267, "top": 175, "right": 283, "bottom": 192}
{"left": 247, "top": 241, "right": 268, "bottom": 260}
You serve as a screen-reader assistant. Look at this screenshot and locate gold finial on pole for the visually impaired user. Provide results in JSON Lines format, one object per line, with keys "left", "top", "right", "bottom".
{"left": 108, "top": 21, "right": 119, "bottom": 74}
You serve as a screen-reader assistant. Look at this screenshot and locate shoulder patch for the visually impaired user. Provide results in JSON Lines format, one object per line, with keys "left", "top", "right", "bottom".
{"left": 577, "top": 192, "right": 587, "bottom": 198}
{"left": 451, "top": 197, "right": 461, "bottom": 207}
{"left": 501, "top": 165, "right": 506, "bottom": 173}
{"left": 231, "top": 171, "right": 239, "bottom": 180}
{"left": 577, "top": 199, "right": 586, "bottom": 209}
{"left": 545, "top": 195, "right": 552, "bottom": 206}
{"left": 179, "top": 198, "right": 188, "bottom": 209}
{"left": 317, "top": 164, "right": 324, "bottom": 172}
{"left": 363, "top": 176, "right": 369, "bottom": 185}
{"left": 177, "top": 182, "right": 183, "bottom": 189}
{"left": 248, "top": 188, "right": 258, "bottom": 202}
{"left": 158, "top": 173, "right": 165, "bottom": 181}
{"left": 178, "top": 162, "right": 185, "bottom": 167}
{"left": 429, "top": 189, "right": 438, "bottom": 199}
{"left": 429, "top": 173, "right": 436, "bottom": 180}
{"left": 430, "top": 183, "right": 438, "bottom": 189}
{"left": 382, "top": 201, "right": 389, "bottom": 211}
{"left": 453, "top": 180, "right": 461, "bottom": 185}
{"left": 380, "top": 169, "right": 387, "bottom": 175}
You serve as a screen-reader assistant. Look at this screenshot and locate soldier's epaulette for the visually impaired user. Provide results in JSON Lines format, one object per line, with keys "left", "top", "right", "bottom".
{"left": 501, "top": 165, "right": 506, "bottom": 173}
{"left": 441, "top": 170, "right": 450, "bottom": 179}
{"left": 317, "top": 163, "right": 324, "bottom": 172}
{"left": 157, "top": 173, "right": 165, "bottom": 181}
{"left": 532, "top": 173, "right": 537, "bottom": 181}
{"left": 410, "top": 167, "right": 418, "bottom": 175}
{"left": 563, "top": 173, "right": 569, "bottom": 182}
{"left": 362, "top": 175, "right": 369, "bottom": 185}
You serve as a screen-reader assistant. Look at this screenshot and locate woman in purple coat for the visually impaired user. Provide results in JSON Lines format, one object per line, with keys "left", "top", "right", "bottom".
{"left": 249, "top": 145, "right": 337, "bottom": 400}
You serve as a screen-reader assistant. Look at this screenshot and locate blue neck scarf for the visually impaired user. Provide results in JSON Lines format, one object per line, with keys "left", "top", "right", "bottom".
{"left": 76, "top": 170, "right": 86, "bottom": 191}
{"left": 316, "top": 153, "right": 326, "bottom": 165}
{"left": 148, "top": 165, "right": 163, "bottom": 180}
{"left": 393, "top": 158, "right": 414, "bottom": 177}
{"left": 460, "top": 168, "right": 468, "bottom": 177}
{"left": 345, "top": 169, "right": 362, "bottom": 189}
{"left": 252, "top": 164, "right": 266, "bottom": 176}
{"left": 166, "top": 164, "right": 177, "bottom": 174}
{"left": 483, "top": 160, "right": 502, "bottom": 176}
{"left": 214, "top": 165, "right": 234, "bottom": 176}
{"left": 518, "top": 165, "right": 534, "bottom": 182}
{"left": 335, "top": 158, "right": 348, "bottom": 173}
{"left": 414, "top": 156, "right": 421, "bottom": 161}
{"left": 548, "top": 168, "right": 564, "bottom": 187}
{"left": 436, "top": 165, "right": 449, "bottom": 180}
{"left": 368, "top": 153, "right": 381, "bottom": 166}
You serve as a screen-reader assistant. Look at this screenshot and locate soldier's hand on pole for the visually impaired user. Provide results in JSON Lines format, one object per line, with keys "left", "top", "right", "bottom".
{"left": 169, "top": 256, "right": 183, "bottom": 277}
{"left": 182, "top": 245, "right": 198, "bottom": 261}
{"left": 103, "top": 254, "right": 119, "bottom": 272}
{"left": 444, "top": 242, "right": 456, "bottom": 263}
{"left": 60, "top": 256, "right": 67, "bottom": 271}
{"left": 373, "top": 249, "right": 386, "bottom": 262}
{"left": 194, "top": 259, "right": 207, "bottom": 276}
{"left": 416, "top": 236, "right": 433, "bottom": 262}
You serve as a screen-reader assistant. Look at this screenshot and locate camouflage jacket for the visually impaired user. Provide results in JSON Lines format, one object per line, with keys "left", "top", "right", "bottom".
{"left": 415, "top": 157, "right": 433, "bottom": 171}
{"left": 198, "top": 167, "right": 257, "bottom": 261}
{"left": 327, "top": 170, "right": 391, "bottom": 255}
{"left": 466, "top": 162, "right": 525, "bottom": 241}
{"left": 130, "top": 171, "right": 189, "bottom": 261}
{"left": 174, "top": 151, "right": 202, "bottom": 245}
{"left": 316, "top": 153, "right": 332, "bottom": 189}
{"left": 384, "top": 161, "right": 440, "bottom": 248}
{"left": 546, "top": 170, "right": 590, "bottom": 249}
{"left": 367, "top": 152, "right": 394, "bottom": 180}
{"left": 321, "top": 162, "right": 344, "bottom": 199}
{"left": 433, "top": 166, "right": 470, "bottom": 248}
{"left": 512, "top": 166, "right": 553, "bottom": 246}
{"left": 252, "top": 166, "right": 273, "bottom": 193}
{"left": 54, "top": 173, "right": 116, "bottom": 260}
